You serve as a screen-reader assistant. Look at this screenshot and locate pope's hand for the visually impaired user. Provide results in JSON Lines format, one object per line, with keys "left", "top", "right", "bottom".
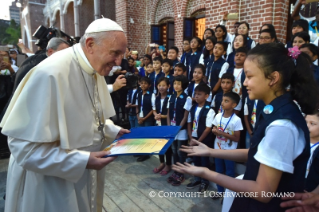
{"left": 86, "top": 151, "right": 117, "bottom": 170}
{"left": 116, "top": 128, "right": 130, "bottom": 139}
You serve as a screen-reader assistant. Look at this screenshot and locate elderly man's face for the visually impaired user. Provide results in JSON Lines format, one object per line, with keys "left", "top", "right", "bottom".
{"left": 87, "top": 31, "right": 127, "bottom": 76}
{"left": 47, "top": 43, "right": 70, "bottom": 56}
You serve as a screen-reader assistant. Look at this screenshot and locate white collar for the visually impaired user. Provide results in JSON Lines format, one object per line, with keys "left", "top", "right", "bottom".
{"left": 75, "top": 43, "right": 94, "bottom": 71}
{"left": 314, "top": 59, "right": 318, "bottom": 66}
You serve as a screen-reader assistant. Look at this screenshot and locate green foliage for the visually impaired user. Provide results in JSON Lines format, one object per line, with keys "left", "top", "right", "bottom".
{"left": 1, "top": 19, "right": 21, "bottom": 46}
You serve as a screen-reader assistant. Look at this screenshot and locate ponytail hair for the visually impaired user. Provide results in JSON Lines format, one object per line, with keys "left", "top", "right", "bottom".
{"left": 247, "top": 43, "right": 319, "bottom": 114}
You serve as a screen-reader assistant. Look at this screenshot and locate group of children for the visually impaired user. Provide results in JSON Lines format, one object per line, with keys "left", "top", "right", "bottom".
{"left": 125, "top": 42, "right": 250, "bottom": 195}
{"left": 123, "top": 18, "right": 319, "bottom": 210}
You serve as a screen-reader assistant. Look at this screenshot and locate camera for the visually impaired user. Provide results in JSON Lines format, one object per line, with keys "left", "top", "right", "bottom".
{"left": 33, "top": 25, "right": 76, "bottom": 50}
{"left": 123, "top": 72, "right": 138, "bottom": 90}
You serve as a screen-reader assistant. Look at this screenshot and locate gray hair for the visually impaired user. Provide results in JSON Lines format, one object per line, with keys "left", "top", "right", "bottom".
{"left": 79, "top": 32, "right": 115, "bottom": 47}
{"left": 46, "top": 37, "right": 70, "bottom": 51}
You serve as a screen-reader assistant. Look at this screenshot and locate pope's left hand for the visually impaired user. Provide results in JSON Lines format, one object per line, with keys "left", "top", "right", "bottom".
{"left": 116, "top": 128, "right": 130, "bottom": 139}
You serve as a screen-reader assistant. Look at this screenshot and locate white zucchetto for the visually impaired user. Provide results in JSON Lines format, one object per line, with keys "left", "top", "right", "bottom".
{"left": 85, "top": 18, "right": 124, "bottom": 33}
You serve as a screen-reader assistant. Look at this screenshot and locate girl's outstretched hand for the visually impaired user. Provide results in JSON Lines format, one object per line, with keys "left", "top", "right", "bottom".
{"left": 172, "top": 162, "right": 208, "bottom": 176}
{"left": 179, "top": 140, "right": 211, "bottom": 157}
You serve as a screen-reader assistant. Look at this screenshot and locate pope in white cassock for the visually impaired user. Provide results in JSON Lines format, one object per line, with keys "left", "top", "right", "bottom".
{"left": 0, "top": 18, "right": 130, "bottom": 212}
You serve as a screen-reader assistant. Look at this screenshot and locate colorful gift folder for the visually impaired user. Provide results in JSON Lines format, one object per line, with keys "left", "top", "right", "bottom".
{"left": 104, "top": 126, "right": 181, "bottom": 157}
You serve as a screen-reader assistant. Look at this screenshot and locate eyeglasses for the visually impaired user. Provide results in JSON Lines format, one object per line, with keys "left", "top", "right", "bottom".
{"left": 259, "top": 36, "right": 271, "bottom": 40}
{"left": 9, "top": 51, "right": 17, "bottom": 54}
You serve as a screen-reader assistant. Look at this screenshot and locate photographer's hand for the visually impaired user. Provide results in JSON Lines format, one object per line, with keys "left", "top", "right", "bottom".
{"left": 113, "top": 75, "right": 126, "bottom": 92}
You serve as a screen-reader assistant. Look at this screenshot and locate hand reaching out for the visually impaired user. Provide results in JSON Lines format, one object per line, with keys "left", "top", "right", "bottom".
{"left": 172, "top": 162, "right": 208, "bottom": 177}
{"left": 179, "top": 140, "right": 211, "bottom": 157}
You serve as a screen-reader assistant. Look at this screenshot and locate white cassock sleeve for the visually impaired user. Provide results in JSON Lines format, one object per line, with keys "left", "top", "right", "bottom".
{"left": 107, "top": 84, "right": 113, "bottom": 93}
{"left": 8, "top": 137, "right": 90, "bottom": 183}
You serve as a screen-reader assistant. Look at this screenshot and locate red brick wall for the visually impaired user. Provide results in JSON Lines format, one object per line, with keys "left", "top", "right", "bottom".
{"left": 115, "top": 0, "right": 128, "bottom": 34}
{"left": 205, "top": 0, "right": 289, "bottom": 44}
{"left": 186, "top": 0, "right": 205, "bottom": 17}
{"left": 64, "top": 2, "right": 75, "bottom": 36}
{"left": 154, "top": 0, "right": 174, "bottom": 23}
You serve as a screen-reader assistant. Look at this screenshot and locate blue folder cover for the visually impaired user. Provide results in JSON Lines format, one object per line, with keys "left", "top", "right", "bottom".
{"left": 104, "top": 126, "right": 181, "bottom": 156}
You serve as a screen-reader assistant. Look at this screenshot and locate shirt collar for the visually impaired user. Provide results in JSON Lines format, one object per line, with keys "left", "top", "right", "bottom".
{"left": 74, "top": 43, "right": 95, "bottom": 74}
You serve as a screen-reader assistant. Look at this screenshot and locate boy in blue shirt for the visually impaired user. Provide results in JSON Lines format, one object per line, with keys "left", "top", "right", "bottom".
{"left": 149, "top": 57, "right": 165, "bottom": 94}
{"left": 162, "top": 58, "right": 174, "bottom": 94}
{"left": 186, "top": 83, "right": 215, "bottom": 193}
{"left": 207, "top": 41, "right": 229, "bottom": 97}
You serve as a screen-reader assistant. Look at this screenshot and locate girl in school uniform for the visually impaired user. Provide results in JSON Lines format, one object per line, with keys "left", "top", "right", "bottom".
{"left": 172, "top": 43, "right": 319, "bottom": 211}
{"left": 202, "top": 28, "right": 215, "bottom": 51}
{"left": 237, "top": 22, "right": 256, "bottom": 51}
{"left": 199, "top": 36, "right": 217, "bottom": 77}
{"left": 152, "top": 78, "right": 172, "bottom": 175}
{"left": 292, "top": 31, "right": 310, "bottom": 49}
{"left": 185, "top": 37, "right": 202, "bottom": 82}
{"left": 226, "top": 34, "right": 248, "bottom": 70}
{"left": 181, "top": 39, "right": 191, "bottom": 65}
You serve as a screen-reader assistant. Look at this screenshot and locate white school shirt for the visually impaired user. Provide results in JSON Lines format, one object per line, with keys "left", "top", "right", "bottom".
{"left": 212, "top": 113, "right": 243, "bottom": 150}
{"left": 254, "top": 120, "right": 306, "bottom": 174}
{"left": 135, "top": 92, "right": 156, "bottom": 118}
{"left": 167, "top": 96, "right": 192, "bottom": 140}
{"left": 306, "top": 142, "right": 319, "bottom": 177}
{"left": 187, "top": 107, "right": 215, "bottom": 138}
{"left": 207, "top": 62, "right": 229, "bottom": 85}
{"left": 184, "top": 83, "right": 198, "bottom": 97}
{"left": 127, "top": 88, "right": 137, "bottom": 102}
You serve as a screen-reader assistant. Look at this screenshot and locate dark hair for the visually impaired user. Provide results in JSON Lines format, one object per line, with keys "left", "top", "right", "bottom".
{"left": 194, "top": 64, "right": 206, "bottom": 75}
{"left": 215, "top": 41, "right": 227, "bottom": 52}
{"left": 174, "top": 75, "right": 189, "bottom": 90}
{"left": 194, "top": 83, "right": 210, "bottom": 95}
{"left": 143, "top": 54, "right": 152, "bottom": 63}
{"left": 215, "top": 25, "right": 228, "bottom": 41}
{"left": 223, "top": 92, "right": 240, "bottom": 105}
{"left": 233, "top": 34, "right": 248, "bottom": 49}
{"left": 203, "top": 28, "right": 215, "bottom": 41}
{"left": 203, "top": 36, "right": 217, "bottom": 59}
{"left": 247, "top": 43, "right": 319, "bottom": 114}
{"left": 292, "top": 19, "right": 309, "bottom": 33}
{"left": 260, "top": 24, "right": 278, "bottom": 42}
{"left": 153, "top": 56, "right": 162, "bottom": 64}
{"left": 260, "top": 29, "right": 277, "bottom": 41}
{"left": 175, "top": 63, "right": 186, "bottom": 72}
{"left": 191, "top": 36, "right": 203, "bottom": 51}
{"left": 169, "top": 46, "right": 179, "bottom": 55}
{"left": 292, "top": 32, "right": 310, "bottom": 43}
{"left": 221, "top": 73, "right": 235, "bottom": 83}
{"left": 157, "top": 77, "right": 170, "bottom": 86}
{"left": 300, "top": 43, "right": 319, "bottom": 57}
{"left": 238, "top": 22, "right": 250, "bottom": 35}
{"left": 127, "top": 56, "right": 135, "bottom": 61}
{"left": 147, "top": 62, "right": 153, "bottom": 66}
{"left": 235, "top": 47, "right": 248, "bottom": 55}
{"left": 162, "top": 58, "right": 173, "bottom": 67}
{"left": 140, "top": 77, "right": 151, "bottom": 85}
{"left": 183, "top": 39, "right": 191, "bottom": 54}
